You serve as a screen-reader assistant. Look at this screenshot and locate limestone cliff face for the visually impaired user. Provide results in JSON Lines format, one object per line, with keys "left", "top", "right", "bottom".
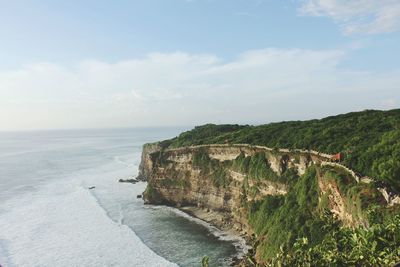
{"left": 317, "top": 175, "right": 364, "bottom": 227}
{"left": 139, "top": 144, "right": 364, "bottom": 234}
{"left": 136, "top": 143, "right": 161, "bottom": 181}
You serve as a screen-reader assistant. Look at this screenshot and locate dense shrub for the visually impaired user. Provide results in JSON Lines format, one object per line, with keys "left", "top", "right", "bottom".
{"left": 230, "top": 152, "right": 279, "bottom": 182}
{"left": 168, "top": 124, "right": 246, "bottom": 148}
{"left": 152, "top": 109, "right": 400, "bottom": 265}
{"left": 164, "top": 109, "right": 400, "bottom": 192}
{"left": 248, "top": 167, "right": 327, "bottom": 259}
{"left": 268, "top": 215, "right": 400, "bottom": 267}
{"left": 192, "top": 149, "right": 230, "bottom": 188}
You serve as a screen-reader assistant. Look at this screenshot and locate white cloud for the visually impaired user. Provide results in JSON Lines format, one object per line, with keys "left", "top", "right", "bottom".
{"left": 0, "top": 49, "right": 399, "bottom": 130}
{"left": 300, "top": 0, "right": 400, "bottom": 34}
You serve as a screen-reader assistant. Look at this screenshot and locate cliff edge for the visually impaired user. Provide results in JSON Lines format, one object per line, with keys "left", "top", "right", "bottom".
{"left": 138, "top": 143, "right": 399, "bottom": 265}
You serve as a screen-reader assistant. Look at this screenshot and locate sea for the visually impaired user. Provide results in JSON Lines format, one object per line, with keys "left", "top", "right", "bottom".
{"left": 0, "top": 128, "right": 240, "bottom": 267}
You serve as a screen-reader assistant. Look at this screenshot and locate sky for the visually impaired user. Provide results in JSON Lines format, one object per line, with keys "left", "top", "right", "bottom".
{"left": 0, "top": 0, "right": 399, "bottom": 131}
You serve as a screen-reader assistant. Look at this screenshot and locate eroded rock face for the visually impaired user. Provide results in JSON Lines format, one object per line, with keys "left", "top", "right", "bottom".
{"left": 318, "top": 176, "right": 360, "bottom": 227}
{"left": 138, "top": 144, "right": 339, "bottom": 234}
{"left": 136, "top": 143, "right": 161, "bottom": 181}
{"left": 137, "top": 143, "right": 396, "bottom": 265}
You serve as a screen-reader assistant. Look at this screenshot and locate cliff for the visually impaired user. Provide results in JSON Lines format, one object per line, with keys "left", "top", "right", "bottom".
{"left": 136, "top": 143, "right": 161, "bottom": 181}
{"left": 138, "top": 143, "right": 398, "bottom": 264}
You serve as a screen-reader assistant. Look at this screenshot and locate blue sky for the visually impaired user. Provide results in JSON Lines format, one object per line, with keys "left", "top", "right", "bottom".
{"left": 0, "top": 0, "right": 399, "bottom": 130}
{"left": 2, "top": 0, "right": 398, "bottom": 69}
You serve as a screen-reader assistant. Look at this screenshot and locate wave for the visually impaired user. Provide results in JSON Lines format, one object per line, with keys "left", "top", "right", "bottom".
{"left": 0, "top": 180, "right": 176, "bottom": 267}
{"left": 148, "top": 205, "right": 251, "bottom": 259}
{"left": 113, "top": 155, "right": 140, "bottom": 169}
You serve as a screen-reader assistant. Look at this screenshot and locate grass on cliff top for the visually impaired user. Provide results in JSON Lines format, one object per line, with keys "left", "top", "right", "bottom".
{"left": 158, "top": 109, "right": 400, "bottom": 192}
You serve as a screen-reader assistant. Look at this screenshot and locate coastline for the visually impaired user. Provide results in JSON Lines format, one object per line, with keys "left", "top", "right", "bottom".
{"left": 145, "top": 204, "right": 251, "bottom": 265}
{"left": 179, "top": 206, "right": 242, "bottom": 238}
{"left": 174, "top": 206, "right": 251, "bottom": 264}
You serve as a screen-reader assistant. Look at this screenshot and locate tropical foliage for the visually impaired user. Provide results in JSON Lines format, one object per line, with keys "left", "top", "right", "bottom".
{"left": 247, "top": 167, "right": 327, "bottom": 259}
{"left": 164, "top": 109, "right": 400, "bottom": 192}
{"left": 152, "top": 109, "right": 400, "bottom": 266}
{"left": 267, "top": 215, "right": 400, "bottom": 267}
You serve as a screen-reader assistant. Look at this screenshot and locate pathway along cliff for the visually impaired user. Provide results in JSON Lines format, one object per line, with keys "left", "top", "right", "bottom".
{"left": 137, "top": 143, "right": 400, "bottom": 266}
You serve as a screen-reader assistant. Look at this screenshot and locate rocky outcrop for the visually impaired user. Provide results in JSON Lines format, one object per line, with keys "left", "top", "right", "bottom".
{"left": 379, "top": 188, "right": 400, "bottom": 206}
{"left": 317, "top": 175, "right": 360, "bottom": 227}
{"left": 137, "top": 143, "right": 399, "bottom": 264}
{"left": 136, "top": 143, "right": 161, "bottom": 181}
{"left": 138, "top": 144, "right": 361, "bottom": 233}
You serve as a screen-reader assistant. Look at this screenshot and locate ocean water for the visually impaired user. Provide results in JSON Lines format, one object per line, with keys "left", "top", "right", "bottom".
{"left": 0, "top": 128, "right": 239, "bottom": 267}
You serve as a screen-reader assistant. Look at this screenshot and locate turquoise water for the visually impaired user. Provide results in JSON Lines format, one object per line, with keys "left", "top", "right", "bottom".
{"left": 0, "top": 128, "right": 238, "bottom": 266}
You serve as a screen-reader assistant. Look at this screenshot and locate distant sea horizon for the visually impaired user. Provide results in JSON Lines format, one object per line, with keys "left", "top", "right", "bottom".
{"left": 0, "top": 127, "right": 238, "bottom": 266}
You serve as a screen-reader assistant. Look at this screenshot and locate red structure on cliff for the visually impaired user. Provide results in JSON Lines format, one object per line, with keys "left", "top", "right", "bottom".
{"left": 331, "top": 153, "right": 343, "bottom": 162}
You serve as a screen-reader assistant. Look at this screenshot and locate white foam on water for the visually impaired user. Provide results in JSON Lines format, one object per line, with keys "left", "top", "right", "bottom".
{"left": 0, "top": 179, "right": 176, "bottom": 267}
{"left": 149, "top": 205, "right": 251, "bottom": 259}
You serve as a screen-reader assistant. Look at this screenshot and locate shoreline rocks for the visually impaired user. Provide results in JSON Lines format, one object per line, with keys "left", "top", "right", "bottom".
{"left": 118, "top": 178, "right": 138, "bottom": 184}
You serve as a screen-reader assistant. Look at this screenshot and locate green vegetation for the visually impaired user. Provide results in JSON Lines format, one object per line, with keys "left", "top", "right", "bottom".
{"left": 268, "top": 215, "right": 400, "bottom": 266}
{"left": 244, "top": 165, "right": 400, "bottom": 265}
{"left": 321, "top": 166, "right": 386, "bottom": 223}
{"left": 150, "top": 151, "right": 192, "bottom": 189}
{"left": 192, "top": 149, "right": 230, "bottom": 188}
{"left": 161, "top": 124, "right": 246, "bottom": 148}
{"left": 163, "top": 109, "right": 400, "bottom": 192}
{"left": 192, "top": 149, "right": 284, "bottom": 188}
{"left": 247, "top": 167, "right": 327, "bottom": 259}
{"left": 159, "top": 178, "right": 190, "bottom": 188}
{"left": 365, "top": 130, "right": 400, "bottom": 190}
{"left": 201, "top": 256, "right": 209, "bottom": 267}
{"left": 147, "top": 109, "right": 400, "bottom": 265}
{"left": 143, "top": 183, "right": 157, "bottom": 201}
{"left": 231, "top": 152, "right": 280, "bottom": 182}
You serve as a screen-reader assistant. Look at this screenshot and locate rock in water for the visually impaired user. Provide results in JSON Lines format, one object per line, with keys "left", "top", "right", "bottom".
{"left": 118, "top": 178, "right": 138, "bottom": 184}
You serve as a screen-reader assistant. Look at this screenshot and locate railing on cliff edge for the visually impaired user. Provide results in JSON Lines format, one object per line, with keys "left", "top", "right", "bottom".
{"left": 162, "top": 143, "right": 359, "bottom": 180}
{"left": 152, "top": 143, "right": 399, "bottom": 205}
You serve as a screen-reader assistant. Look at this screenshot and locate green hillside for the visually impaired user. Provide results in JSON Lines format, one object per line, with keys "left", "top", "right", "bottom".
{"left": 161, "top": 109, "right": 400, "bottom": 192}
{"left": 150, "top": 109, "right": 400, "bottom": 265}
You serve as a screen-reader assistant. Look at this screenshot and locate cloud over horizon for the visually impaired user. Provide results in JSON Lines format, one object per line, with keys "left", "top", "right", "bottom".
{"left": 300, "top": 0, "right": 400, "bottom": 34}
{"left": 0, "top": 48, "right": 399, "bottom": 131}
